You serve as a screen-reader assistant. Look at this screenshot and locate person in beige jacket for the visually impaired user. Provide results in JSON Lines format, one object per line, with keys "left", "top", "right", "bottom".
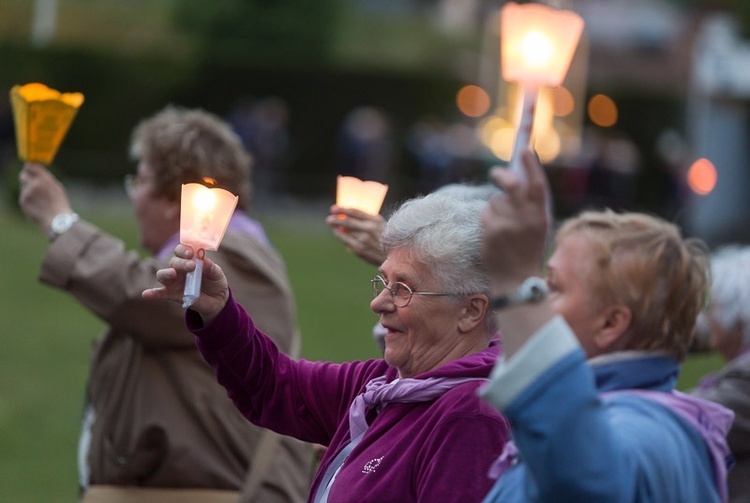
{"left": 18, "top": 106, "right": 311, "bottom": 503}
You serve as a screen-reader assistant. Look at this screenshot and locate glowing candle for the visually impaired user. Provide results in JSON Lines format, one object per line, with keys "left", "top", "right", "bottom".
{"left": 336, "top": 176, "right": 388, "bottom": 215}
{"left": 500, "top": 3, "right": 584, "bottom": 184}
{"left": 179, "top": 183, "right": 238, "bottom": 308}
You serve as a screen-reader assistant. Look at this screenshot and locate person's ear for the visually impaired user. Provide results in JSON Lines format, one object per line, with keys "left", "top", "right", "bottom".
{"left": 593, "top": 304, "right": 632, "bottom": 351}
{"left": 457, "top": 295, "right": 490, "bottom": 333}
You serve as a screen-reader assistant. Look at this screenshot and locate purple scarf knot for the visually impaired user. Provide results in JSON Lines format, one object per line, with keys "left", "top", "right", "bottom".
{"left": 348, "top": 375, "right": 488, "bottom": 439}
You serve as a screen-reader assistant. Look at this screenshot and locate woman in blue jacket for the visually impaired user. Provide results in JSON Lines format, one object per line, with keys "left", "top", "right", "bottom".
{"left": 479, "top": 150, "right": 733, "bottom": 503}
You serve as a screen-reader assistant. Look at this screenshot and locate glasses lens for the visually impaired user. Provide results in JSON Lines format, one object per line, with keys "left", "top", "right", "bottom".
{"left": 391, "top": 282, "right": 412, "bottom": 307}
{"left": 124, "top": 174, "right": 136, "bottom": 197}
{"left": 372, "top": 276, "right": 386, "bottom": 298}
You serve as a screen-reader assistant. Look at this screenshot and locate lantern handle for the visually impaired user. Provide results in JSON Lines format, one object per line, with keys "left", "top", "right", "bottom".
{"left": 182, "top": 248, "right": 205, "bottom": 308}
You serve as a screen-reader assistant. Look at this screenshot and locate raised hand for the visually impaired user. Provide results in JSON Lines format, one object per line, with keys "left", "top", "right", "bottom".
{"left": 482, "top": 150, "right": 550, "bottom": 293}
{"left": 18, "top": 162, "right": 74, "bottom": 236}
{"left": 143, "top": 244, "right": 230, "bottom": 324}
{"left": 326, "top": 205, "right": 386, "bottom": 266}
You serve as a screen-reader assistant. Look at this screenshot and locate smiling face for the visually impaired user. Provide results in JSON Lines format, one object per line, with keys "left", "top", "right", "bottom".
{"left": 370, "top": 247, "right": 476, "bottom": 378}
{"left": 128, "top": 160, "right": 180, "bottom": 255}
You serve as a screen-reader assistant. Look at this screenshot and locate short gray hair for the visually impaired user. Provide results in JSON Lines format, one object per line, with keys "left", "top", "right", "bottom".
{"left": 381, "top": 184, "right": 501, "bottom": 295}
{"left": 708, "top": 245, "right": 750, "bottom": 347}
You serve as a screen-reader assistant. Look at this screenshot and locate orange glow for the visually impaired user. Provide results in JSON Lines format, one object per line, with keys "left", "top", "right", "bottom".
{"left": 687, "top": 158, "right": 717, "bottom": 195}
{"left": 456, "top": 85, "right": 491, "bottom": 118}
{"left": 551, "top": 86, "right": 575, "bottom": 117}
{"left": 588, "top": 94, "right": 617, "bottom": 127}
{"left": 202, "top": 177, "right": 217, "bottom": 186}
{"left": 500, "top": 2, "right": 585, "bottom": 87}
{"left": 180, "top": 183, "right": 238, "bottom": 251}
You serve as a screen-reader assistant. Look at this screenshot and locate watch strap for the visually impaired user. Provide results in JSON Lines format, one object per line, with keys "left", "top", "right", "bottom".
{"left": 490, "top": 277, "right": 548, "bottom": 310}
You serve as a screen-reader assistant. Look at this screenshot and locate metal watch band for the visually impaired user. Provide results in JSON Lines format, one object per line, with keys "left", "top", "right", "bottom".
{"left": 490, "top": 276, "right": 548, "bottom": 310}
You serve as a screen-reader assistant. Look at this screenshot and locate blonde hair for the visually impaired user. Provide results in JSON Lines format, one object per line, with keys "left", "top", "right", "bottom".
{"left": 129, "top": 106, "right": 252, "bottom": 210}
{"left": 557, "top": 210, "right": 709, "bottom": 361}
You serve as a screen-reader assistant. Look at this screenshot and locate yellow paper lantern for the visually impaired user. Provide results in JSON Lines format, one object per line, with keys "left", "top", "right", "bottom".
{"left": 10, "top": 83, "right": 85, "bottom": 165}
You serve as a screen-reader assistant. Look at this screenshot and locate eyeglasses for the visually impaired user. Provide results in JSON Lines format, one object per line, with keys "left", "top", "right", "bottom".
{"left": 123, "top": 174, "right": 139, "bottom": 198}
{"left": 371, "top": 274, "right": 468, "bottom": 308}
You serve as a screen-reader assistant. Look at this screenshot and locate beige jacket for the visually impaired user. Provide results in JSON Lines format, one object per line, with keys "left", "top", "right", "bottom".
{"left": 40, "top": 220, "right": 311, "bottom": 502}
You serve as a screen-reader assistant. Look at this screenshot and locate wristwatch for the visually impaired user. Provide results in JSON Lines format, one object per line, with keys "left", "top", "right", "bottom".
{"left": 490, "top": 277, "right": 548, "bottom": 310}
{"left": 50, "top": 212, "right": 80, "bottom": 240}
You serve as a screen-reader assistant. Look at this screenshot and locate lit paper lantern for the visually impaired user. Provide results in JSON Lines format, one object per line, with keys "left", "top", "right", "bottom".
{"left": 10, "top": 83, "right": 85, "bottom": 165}
{"left": 336, "top": 176, "right": 388, "bottom": 215}
{"left": 500, "top": 3, "right": 584, "bottom": 183}
{"left": 179, "top": 183, "right": 238, "bottom": 307}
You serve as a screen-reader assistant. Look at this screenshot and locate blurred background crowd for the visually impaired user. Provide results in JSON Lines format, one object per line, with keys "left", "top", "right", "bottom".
{"left": 2, "top": 0, "right": 750, "bottom": 249}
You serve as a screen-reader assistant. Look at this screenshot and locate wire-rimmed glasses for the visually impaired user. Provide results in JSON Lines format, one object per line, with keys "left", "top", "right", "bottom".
{"left": 123, "top": 174, "right": 139, "bottom": 198}
{"left": 371, "top": 274, "right": 468, "bottom": 308}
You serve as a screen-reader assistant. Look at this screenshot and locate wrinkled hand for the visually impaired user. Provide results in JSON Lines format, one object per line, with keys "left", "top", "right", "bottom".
{"left": 482, "top": 150, "right": 550, "bottom": 293}
{"left": 18, "top": 162, "right": 74, "bottom": 236}
{"left": 142, "top": 244, "right": 230, "bottom": 324}
{"left": 326, "top": 205, "right": 386, "bottom": 266}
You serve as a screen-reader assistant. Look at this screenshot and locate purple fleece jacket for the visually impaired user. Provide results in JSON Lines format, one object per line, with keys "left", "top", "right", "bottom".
{"left": 188, "top": 293, "right": 510, "bottom": 503}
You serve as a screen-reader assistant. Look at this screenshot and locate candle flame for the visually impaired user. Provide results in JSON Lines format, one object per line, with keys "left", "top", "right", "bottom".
{"left": 193, "top": 186, "right": 217, "bottom": 212}
{"left": 521, "top": 31, "right": 555, "bottom": 68}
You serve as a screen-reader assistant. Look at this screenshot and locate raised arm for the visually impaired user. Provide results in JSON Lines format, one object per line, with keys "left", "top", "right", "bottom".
{"left": 481, "top": 150, "right": 556, "bottom": 358}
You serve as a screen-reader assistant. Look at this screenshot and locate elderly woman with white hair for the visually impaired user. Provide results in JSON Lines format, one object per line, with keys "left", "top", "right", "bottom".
{"left": 144, "top": 189, "right": 511, "bottom": 503}
{"left": 692, "top": 245, "right": 750, "bottom": 503}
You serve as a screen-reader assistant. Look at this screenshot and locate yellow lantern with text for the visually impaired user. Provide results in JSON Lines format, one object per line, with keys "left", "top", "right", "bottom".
{"left": 10, "top": 83, "right": 85, "bottom": 165}
{"left": 179, "top": 183, "right": 238, "bottom": 307}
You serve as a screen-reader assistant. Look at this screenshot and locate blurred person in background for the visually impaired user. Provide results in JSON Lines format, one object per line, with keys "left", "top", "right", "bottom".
{"left": 145, "top": 189, "right": 511, "bottom": 502}
{"left": 18, "top": 106, "right": 311, "bottom": 503}
{"left": 692, "top": 245, "right": 750, "bottom": 503}
{"left": 479, "top": 151, "right": 733, "bottom": 503}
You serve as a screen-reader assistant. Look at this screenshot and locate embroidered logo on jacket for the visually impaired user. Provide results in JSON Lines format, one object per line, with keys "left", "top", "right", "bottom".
{"left": 362, "top": 455, "right": 385, "bottom": 474}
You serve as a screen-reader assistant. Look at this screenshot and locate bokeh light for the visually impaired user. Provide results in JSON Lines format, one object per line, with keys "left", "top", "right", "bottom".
{"left": 550, "top": 86, "right": 575, "bottom": 117}
{"left": 456, "top": 85, "right": 491, "bottom": 118}
{"left": 687, "top": 158, "right": 717, "bottom": 195}
{"left": 588, "top": 94, "right": 618, "bottom": 127}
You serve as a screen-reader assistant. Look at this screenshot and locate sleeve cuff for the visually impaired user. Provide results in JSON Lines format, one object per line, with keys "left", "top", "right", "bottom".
{"left": 479, "top": 315, "right": 580, "bottom": 410}
{"left": 39, "top": 221, "right": 98, "bottom": 288}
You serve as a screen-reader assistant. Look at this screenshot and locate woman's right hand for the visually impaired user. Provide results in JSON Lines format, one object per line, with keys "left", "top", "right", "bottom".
{"left": 143, "top": 244, "right": 230, "bottom": 324}
{"left": 326, "top": 205, "right": 386, "bottom": 266}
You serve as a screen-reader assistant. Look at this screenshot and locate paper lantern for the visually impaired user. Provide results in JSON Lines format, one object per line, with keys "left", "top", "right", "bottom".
{"left": 336, "top": 176, "right": 388, "bottom": 215}
{"left": 500, "top": 3, "right": 584, "bottom": 183}
{"left": 10, "top": 83, "right": 85, "bottom": 165}
{"left": 179, "top": 183, "right": 238, "bottom": 307}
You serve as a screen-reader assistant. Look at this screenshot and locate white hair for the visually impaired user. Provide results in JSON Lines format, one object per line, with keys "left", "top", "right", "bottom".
{"left": 381, "top": 184, "right": 501, "bottom": 295}
{"left": 708, "top": 245, "right": 750, "bottom": 347}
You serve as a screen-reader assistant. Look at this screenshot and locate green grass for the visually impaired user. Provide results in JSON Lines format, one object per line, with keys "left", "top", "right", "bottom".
{"left": 0, "top": 190, "right": 725, "bottom": 502}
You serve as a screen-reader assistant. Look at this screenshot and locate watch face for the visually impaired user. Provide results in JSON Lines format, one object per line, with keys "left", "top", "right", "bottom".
{"left": 52, "top": 213, "right": 79, "bottom": 234}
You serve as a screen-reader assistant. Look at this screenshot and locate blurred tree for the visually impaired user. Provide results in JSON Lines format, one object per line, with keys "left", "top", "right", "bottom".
{"left": 173, "top": 0, "right": 342, "bottom": 68}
